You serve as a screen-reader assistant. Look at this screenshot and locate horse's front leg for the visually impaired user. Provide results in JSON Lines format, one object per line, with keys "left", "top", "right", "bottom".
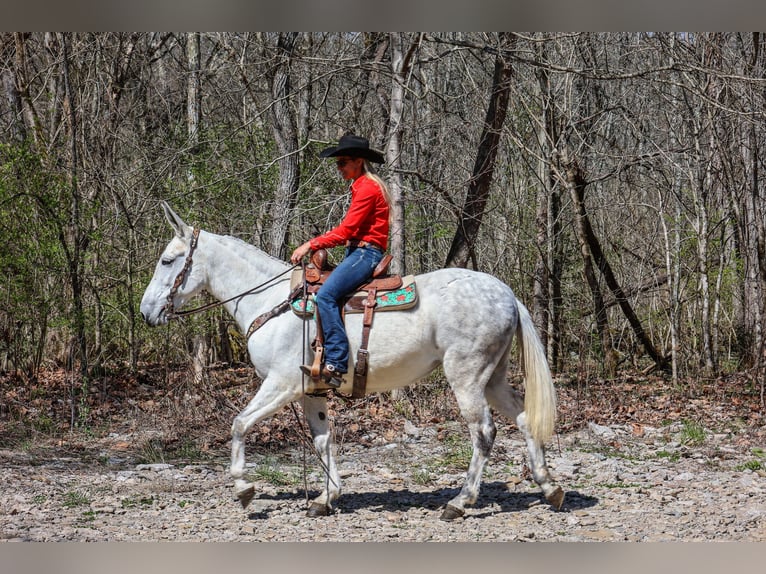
{"left": 230, "top": 378, "right": 301, "bottom": 508}
{"left": 302, "top": 395, "right": 341, "bottom": 516}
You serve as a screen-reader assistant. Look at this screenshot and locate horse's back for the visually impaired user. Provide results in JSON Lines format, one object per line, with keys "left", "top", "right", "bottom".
{"left": 413, "top": 267, "right": 519, "bottom": 328}
{"left": 355, "top": 267, "right": 520, "bottom": 391}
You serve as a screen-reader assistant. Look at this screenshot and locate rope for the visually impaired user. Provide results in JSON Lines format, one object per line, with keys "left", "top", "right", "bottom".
{"left": 168, "top": 263, "right": 300, "bottom": 320}
{"left": 165, "top": 242, "right": 335, "bottom": 505}
{"left": 166, "top": 250, "right": 337, "bottom": 506}
{"left": 299, "top": 259, "right": 310, "bottom": 506}
{"left": 290, "top": 259, "right": 341, "bottom": 507}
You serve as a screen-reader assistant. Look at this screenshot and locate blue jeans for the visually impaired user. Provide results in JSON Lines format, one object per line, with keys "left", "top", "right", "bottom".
{"left": 315, "top": 245, "right": 383, "bottom": 372}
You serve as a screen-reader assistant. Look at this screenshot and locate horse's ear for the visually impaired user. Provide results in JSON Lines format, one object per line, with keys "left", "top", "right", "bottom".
{"left": 161, "top": 201, "right": 193, "bottom": 239}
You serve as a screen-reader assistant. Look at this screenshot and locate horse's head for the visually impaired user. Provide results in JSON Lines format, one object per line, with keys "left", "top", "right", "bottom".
{"left": 140, "top": 202, "right": 207, "bottom": 326}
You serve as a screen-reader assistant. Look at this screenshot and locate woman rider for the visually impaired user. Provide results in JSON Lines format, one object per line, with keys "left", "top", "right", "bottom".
{"left": 290, "top": 134, "right": 391, "bottom": 388}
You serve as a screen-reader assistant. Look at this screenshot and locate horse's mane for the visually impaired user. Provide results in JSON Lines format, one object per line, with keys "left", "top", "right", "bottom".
{"left": 212, "top": 232, "right": 289, "bottom": 268}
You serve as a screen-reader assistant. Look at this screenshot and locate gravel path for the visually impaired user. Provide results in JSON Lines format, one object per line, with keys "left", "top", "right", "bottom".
{"left": 2, "top": 418, "right": 765, "bottom": 542}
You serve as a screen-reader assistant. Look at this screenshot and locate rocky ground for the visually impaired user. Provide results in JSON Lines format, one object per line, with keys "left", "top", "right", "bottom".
{"left": 2, "top": 417, "right": 765, "bottom": 541}
{"left": 1, "top": 369, "right": 765, "bottom": 541}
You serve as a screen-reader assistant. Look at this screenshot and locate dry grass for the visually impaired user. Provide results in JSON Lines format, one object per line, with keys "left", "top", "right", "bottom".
{"left": 1, "top": 366, "right": 764, "bottom": 460}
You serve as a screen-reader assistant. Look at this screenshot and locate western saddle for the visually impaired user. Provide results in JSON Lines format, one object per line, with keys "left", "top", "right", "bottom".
{"left": 301, "top": 248, "right": 400, "bottom": 398}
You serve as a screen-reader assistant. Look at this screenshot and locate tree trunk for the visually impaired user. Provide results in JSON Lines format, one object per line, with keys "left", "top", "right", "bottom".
{"left": 192, "top": 334, "right": 208, "bottom": 384}
{"left": 532, "top": 36, "right": 563, "bottom": 370}
{"left": 2, "top": 55, "right": 25, "bottom": 141}
{"left": 748, "top": 34, "right": 766, "bottom": 372}
{"left": 185, "top": 32, "right": 210, "bottom": 376}
{"left": 385, "top": 33, "right": 420, "bottom": 275}
{"left": 694, "top": 135, "right": 714, "bottom": 375}
{"left": 658, "top": 185, "right": 681, "bottom": 384}
{"left": 186, "top": 32, "right": 201, "bottom": 154}
{"left": 13, "top": 33, "right": 41, "bottom": 146}
{"left": 445, "top": 33, "right": 516, "bottom": 269}
{"left": 564, "top": 156, "right": 617, "bottom": 376}
{"left": 532, "top": 48, "right": 550, "bottom": 352}
{"left": 58, "top": 34, "right": 87, "bottom": 379}
{"left": 265, "top": 32, "right": 300, "bottom": 260}
{"left": 296, "top": 33, "right": 313, "bottom": 158}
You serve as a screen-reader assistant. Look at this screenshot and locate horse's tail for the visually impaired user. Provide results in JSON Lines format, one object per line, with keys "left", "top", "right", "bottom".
{"left": 515, "top": 300, "right": 556, "bottom": 444}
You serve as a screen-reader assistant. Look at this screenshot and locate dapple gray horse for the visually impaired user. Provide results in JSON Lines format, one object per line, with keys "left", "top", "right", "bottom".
{"left": 140, "top": 203, "right": 564, "bottom": 520}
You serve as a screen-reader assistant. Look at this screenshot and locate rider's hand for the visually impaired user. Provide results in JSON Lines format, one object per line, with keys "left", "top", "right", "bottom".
{"left": 290, "top": 242, "right": 312, "bottom": 264}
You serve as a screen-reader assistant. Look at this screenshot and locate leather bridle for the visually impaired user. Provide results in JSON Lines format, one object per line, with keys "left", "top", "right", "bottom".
{"left": 161, "top": 227, "right": 301, "bottom": 338}
{"left": 163, "top": 228, "right": 201, "bottom": 320}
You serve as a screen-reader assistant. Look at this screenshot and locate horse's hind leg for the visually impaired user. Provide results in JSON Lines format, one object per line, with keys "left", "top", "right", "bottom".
{"left": 440, "top": 356, "right": 498, "bottom": 520}
{"left": 301, "top": 395, "right": 341, "bottom": 517}
{"left": 441, "top": 397, "right": 496, "bottom": 521}
{"left": 485, "top": 376, "right": 564, "bottom": 509}
{"left": 517, "top": 412, "right": 564, "bottom": 508}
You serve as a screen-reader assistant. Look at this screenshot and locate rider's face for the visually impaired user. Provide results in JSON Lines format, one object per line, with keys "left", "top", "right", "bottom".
{"left": 335, "top": 156, "right": 364, "bottom": 181}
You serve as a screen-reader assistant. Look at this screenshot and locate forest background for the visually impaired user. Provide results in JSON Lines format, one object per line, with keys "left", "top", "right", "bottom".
{"left": 1, "top": 32, "right": 765, "bottom": 434}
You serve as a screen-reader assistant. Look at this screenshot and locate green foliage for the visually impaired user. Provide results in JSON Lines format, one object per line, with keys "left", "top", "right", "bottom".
{"left": 31, "top": 414, "right": 55, "bottom": 434}
{"left": 439, "top": 432, "right": 473, "bottom": 470}
{"left": 136, "top": 438, "right": 166, "bottom": 464}
{"left": 411, "top": 468, "right": 435, "bottom": 485}
{"left": 737, "top": 447, "right": 766, "bottom": 471}
{"left": 250, "top": 456, "right": 299, "bottom": 486}
{"left": 78, "top": 510, "right": 97, "bottom": 523}
{"left": 678, "top": 419, "right": 706, "bottom": 446}
{"left": 174, "top": 439, "right": 204, "bottom": 462}
{"left": 654, "top": 450, "right": 681, "bottom": 462}
{"left": 175, "top": 124, "right": 280, "bottom": 237}
{"left": 598, "top": 481, "right": 641, "bottom": 489}
{"left": 62, "top": 490, "right": 91, "bottom": 508}
{"left": 735, "top": 460, "right": 763, "bottom": 472}
{"left": 135, "top": 437, "right": 205, "bottom": 464}
{"left": 121, "top": 495, "right": 155, "bottom": 509}
{"left": 0, "top": 143, "right": 70, "bottom": 375}
{"left": 392, "top": 397, "right": 414, "bottom": 419}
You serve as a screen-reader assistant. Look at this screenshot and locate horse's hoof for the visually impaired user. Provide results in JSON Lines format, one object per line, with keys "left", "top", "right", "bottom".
{"left": 236, "top": 485, "right": 255, "bottom": 509}
{"left": 306, "top": 502, "right": 332, "bottom": 517}
{"left": 546, "top": 486, "right": 565, "bottom": 510}
{"left": 439, "top": 504, "right": 465, "bottom": 521}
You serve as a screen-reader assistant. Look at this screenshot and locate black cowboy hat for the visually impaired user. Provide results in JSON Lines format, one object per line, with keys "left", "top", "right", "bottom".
{"left": 319, "top": 134, "right": 385, "bottom": 164}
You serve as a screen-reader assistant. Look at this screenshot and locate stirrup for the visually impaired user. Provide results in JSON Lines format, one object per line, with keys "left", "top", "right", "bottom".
{"left": 299, "top": 364, "right": 345, "bottom": 388}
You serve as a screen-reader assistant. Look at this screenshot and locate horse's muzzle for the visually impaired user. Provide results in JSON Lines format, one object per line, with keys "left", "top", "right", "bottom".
{"left": 140, "top": 308, "right": 167, "bottom": 327}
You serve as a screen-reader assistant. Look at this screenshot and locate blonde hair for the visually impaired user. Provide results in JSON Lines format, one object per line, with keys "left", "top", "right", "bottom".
{"left": 362, "top": 160, "right": 393, "bottom": 226}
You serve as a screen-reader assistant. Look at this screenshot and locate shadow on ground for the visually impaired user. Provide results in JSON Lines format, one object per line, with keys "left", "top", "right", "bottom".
{"left": 247, "top": 481, "right": 598, "bottom": 520}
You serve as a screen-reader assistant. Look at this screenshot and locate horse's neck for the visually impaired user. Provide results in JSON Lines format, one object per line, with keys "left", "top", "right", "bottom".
{"left": 201, "top": 232, "right": 291, "bottom": 328}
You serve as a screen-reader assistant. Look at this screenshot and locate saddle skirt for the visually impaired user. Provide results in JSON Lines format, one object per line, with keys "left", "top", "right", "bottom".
{"left": 289, "top": 248, "right": 417, "bottom": 317}
{"left": 290, "top": 268, "right": 418, "bottom": 317}
{"left": 289, "top": 249, "right": 417, "bottom": 398}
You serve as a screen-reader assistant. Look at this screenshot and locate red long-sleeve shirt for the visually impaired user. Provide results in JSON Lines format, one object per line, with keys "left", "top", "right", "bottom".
{"left": 309, "top": 174, "right": 390, "bottom": 251}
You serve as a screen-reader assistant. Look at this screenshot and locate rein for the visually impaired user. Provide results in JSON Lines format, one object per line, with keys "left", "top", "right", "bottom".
{"left": 163, "top": 228, "right": 300, "bottom": 337}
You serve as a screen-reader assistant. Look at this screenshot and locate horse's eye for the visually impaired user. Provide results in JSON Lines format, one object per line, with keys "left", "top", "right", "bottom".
{"left": 161, "top": 258, "right": 174, "bottom": 266}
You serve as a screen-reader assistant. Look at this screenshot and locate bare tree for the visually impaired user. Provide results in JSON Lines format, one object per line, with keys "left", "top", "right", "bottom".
{"left": 384, "top": 33, "right": 421, "bottom": 275}
{"left": 445, "top": 33, "right": 516, "bottom": 269}
{"left": 531, "top": 34, "right": 565, "bottom": 370}
{"left": 2, "top": 32, "right": 766, "bottom": 389}
{"left": 265, "top": 32, "right": 300, "bottom": 260}
{"left": 563, "top": 154, "right": 618, "bottom": 375}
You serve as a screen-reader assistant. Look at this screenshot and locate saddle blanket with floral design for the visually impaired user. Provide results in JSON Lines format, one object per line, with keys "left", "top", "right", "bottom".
{"left": 291, "top": 275, "right": 418, "bottom": 317}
